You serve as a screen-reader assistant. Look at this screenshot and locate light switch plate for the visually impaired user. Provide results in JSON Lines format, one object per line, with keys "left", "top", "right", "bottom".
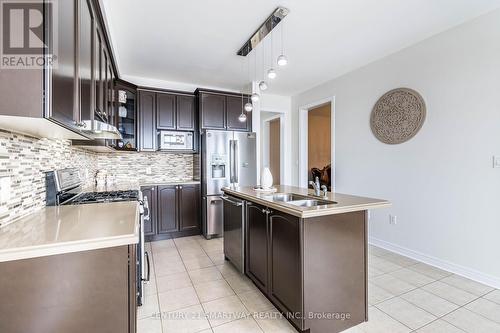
{"left": 145, "top": 167, "right": 152, "bottom": 175}
{"left": 493, "top": 156, "right": 500, "bottom": 168}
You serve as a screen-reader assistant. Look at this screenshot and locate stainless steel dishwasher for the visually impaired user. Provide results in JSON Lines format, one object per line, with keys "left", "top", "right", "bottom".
{"left": 221, "top": 194, "right": 245, "bottom": 273}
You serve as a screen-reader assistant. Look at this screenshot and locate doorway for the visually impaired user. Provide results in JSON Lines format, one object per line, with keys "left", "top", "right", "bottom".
{"left": 308, "top": 103, "right": 331, "bottom": 190}
{"left": 298, "top": 97, "right": 335, "bottom": 190}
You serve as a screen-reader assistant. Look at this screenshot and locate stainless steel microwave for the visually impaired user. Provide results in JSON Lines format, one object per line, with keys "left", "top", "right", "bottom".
{"left": 159, "top": 131, "right": 194, "bottom": 150}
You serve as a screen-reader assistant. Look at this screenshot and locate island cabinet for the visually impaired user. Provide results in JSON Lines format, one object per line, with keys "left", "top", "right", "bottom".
{"left": 243, "top": 200, "right": 368, "bottom": 333}
{"left": 246, "top": 202, "right": 270, "bottom": 291}
{"left": 197, "top": 90, "right": 252, "bottom": 131}
{"left": 0, "top": 245, "right": 137, "bottom": 333}
{"left": 268, "top": 211, "right": 303, "bottom": 328}
{"left": 141, "top": 184, "right": 201, "bottom": 241}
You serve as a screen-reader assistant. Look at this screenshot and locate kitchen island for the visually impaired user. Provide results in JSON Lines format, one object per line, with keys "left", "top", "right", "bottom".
{"left": 222, "top": 185, "right": 390, "bottom": 333}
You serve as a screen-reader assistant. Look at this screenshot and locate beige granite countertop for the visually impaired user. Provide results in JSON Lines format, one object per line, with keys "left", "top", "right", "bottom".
{"left": 0, "top": 201, "right": 140, "bottom": 262}
{"left": 222, "top": 185, "right": 390, "bottom": 218}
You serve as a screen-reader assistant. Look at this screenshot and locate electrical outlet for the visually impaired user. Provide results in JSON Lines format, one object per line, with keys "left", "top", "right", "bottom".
{"left": 0, "top": 177, "right": 11, "bottom": 203}
{"left": 145, "top": 167, "right": 152, "bottom": 175}
{"left": 493, "top": 156, "right": 500, "bottom": 168}
{"left": 389, "top": 214, "right": 397, "bottom": 225}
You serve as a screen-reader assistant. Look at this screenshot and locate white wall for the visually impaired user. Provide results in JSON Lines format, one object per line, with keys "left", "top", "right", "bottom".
{"left": 291, "top": 10, "right": 500, "bottom": 286}
{"left": 260, "top": 111, "right": 281, "bottom": 172}
{"left": 248, "top": 90, "right": 292, "bottom": 186}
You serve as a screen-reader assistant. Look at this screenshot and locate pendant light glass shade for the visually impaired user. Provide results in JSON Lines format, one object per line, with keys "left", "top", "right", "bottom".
{"left": 277, "top": 54, "right": 288, "bottom": 66}
{"left": 238, "top": 113, "right": 247, "bottom": 122}
{"left": 267, "top": 68, "right": 277, "bottom": 79}
{"left": 251, "top": 93, "right": 260, "bottom": 102}
{"left": 244, "top": 102, "right": 253, "bottom": 112}
{"left": 259, "top": 81, "right": 268, "bottom": 91}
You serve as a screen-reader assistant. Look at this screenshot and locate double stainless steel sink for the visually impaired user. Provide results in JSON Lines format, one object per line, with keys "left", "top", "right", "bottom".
{"left": 261, "top": 193, "right": 337, "bottom": 207}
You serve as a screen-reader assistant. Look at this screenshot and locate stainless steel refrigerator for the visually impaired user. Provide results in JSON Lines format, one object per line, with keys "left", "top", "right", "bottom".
{"left": 201, "top": 130, "right": 257, "bottom": 239}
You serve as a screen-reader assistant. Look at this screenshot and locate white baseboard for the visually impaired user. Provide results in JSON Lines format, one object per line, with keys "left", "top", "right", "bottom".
{"left": 369, "top": 237, "right": 500, "bottom": 289}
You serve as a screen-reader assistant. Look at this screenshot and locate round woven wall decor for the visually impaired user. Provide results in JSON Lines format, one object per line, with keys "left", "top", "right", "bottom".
{"left": 370, "top": 88, "right": 426, "bottom": 144}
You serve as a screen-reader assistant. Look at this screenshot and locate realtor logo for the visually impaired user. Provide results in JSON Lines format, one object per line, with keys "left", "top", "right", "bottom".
{"left": 1, "top": 0, "right": 57, "bottom": 69}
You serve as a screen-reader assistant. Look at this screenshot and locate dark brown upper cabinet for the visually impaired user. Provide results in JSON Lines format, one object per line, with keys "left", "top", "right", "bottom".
{"left": 107, "top": 62, "right": 115, "bottom": 123}
{"left": 138, "top": 90, "right": 156, "bottom": 151}
{"left": 176, "top": 95, "right": 196, "bottom": 131}
{"left": 226, "top": 95, "right": 251, "bottom": 131}
{"left": 156, "top": 93, "right": 176, "bottom": 130}
{"left": 49, "top": 0, "right": 77, "bottom": 128}
{"left": 157, "top": 92, "right": 195, "bottom": 131}
{"left": 79, "top": 0, "right": 93, "bottom": 124}
{"left": 0, "top": 0, "right": 119, "bottom": 140}
{"left": 198, "top": 91, "right": 252, "bottom": 132}
{"left": 94, "top": 29, "right": 103, "bottom": 120}
{"left": 200, "top": 93, "right": 226, "bottom": 129}
{"left": 137, "top": 90, "right": 197, "bottom": 152}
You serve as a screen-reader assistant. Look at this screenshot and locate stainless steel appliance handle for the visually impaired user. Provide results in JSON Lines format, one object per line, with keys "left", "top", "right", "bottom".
{"left": 221, "top": 196, "right": 243, "bottom": 207}
{"left": 210, "top": 198, "right": 222, "bottom": 204}
{"left": 233, "top": 140, "right": 239, "bottom": 183}
{"left": 229, "top": 140, "right": 235, "bottom": 183}
{"left": 143, "top": 251, "right": 151, "bottom": 282}
{"left": 143, "top": 195, "right": 150, "bottom": 221}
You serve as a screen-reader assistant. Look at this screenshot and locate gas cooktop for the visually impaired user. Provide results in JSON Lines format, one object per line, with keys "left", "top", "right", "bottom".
{"left": 65, "top": 190, "right": 139, "bottom": 205}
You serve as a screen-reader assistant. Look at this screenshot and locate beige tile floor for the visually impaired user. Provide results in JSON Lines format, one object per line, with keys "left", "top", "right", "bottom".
{"left": 138, "top": 236, "right": 500, "bottom": 333}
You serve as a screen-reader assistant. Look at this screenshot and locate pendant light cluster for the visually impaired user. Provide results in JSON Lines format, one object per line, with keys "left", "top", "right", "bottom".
{"left": 237, "top": 7, "right": 289, "bottom": 121}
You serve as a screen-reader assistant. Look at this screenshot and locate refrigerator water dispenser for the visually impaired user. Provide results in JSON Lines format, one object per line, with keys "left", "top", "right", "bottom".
{"left": 211, "top": 154, "right": 226, "bottom": 179}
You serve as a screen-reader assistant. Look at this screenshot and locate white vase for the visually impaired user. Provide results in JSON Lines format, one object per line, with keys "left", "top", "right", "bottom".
{"left": 261, "top": 167, "right": 273, "bottom": 189}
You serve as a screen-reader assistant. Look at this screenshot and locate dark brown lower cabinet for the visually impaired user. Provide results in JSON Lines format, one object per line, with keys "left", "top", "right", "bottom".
{"left": 178, "top": 184, "right": 201, "bottom": 231}
{"left": 0, "top": 245, "right": 137, "bottom": 333}
{"left": 243, "top": 198, "right": 368, "bottom": 333}
{"left": 246, "top": 202, "right": 269, "bottom": 292}
{"left": 268, "top": 211, "right": 303, "bottom": 329}
{"left": 158, "top": 185, "right": 178, "bottom": 233}
{"left": 142, "top": 184, "right": 201, "bottom": 241}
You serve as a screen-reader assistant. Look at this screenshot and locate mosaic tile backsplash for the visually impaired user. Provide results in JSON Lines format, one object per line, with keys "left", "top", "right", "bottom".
{"left": 0, "top": 129, "right": 194, "bottom": 225}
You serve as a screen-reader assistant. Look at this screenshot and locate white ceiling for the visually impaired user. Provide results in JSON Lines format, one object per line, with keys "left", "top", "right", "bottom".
{"left": 102, "top": 0, "right": 500, "bottom": 96}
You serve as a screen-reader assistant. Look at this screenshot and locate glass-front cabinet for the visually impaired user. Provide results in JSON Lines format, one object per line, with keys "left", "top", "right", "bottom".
{"left": 115, "top": 80, "right": 137, "bottom": 151}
